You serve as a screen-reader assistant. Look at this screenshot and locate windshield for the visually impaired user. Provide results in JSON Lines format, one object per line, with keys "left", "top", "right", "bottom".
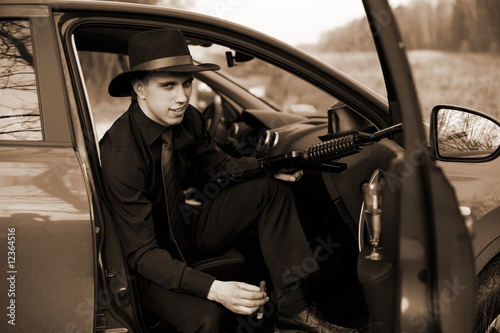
{"left": 189, "top": 44, "right": 338, "bottom": 117}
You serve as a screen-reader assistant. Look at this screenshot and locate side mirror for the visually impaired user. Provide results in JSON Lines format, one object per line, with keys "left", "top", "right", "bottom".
{"left": 430, "top": 105, "right": 500, "bottom": 162}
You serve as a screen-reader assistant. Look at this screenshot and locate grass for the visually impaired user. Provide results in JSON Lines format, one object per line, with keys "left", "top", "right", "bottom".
{"left": 312, "top": 50, "right": 500, "bottom": 122}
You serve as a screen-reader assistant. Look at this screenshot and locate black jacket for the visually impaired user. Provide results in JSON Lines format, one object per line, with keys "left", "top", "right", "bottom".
{"left": 100, "top": 102, "right": 257, "bottom": 298}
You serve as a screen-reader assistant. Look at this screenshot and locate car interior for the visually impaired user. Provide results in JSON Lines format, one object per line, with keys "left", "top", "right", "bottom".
{"left": 67, "top": 18, "right": 406, "bottom": 333}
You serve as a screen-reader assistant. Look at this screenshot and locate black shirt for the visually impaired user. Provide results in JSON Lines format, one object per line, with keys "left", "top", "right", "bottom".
{"left": 100, "top": 102, "right": 257, "bottom": 298}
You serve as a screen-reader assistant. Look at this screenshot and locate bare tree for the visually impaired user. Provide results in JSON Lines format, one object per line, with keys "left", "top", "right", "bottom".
{"left": 451, "top": 0, "right": 500, "bottom": 52}
{"left": 437, "top": 108, "right": 500, "bottom": 156}
{"left": 0, "top": 20, "right": 41, "bottom": 140}
{"left": 317, "top": 0, "right": 499, "bottom": 52}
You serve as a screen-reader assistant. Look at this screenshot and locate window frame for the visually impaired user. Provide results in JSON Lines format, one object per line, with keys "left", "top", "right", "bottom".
{"left": 0, "top": 5, "right": 72, "bottom": 146}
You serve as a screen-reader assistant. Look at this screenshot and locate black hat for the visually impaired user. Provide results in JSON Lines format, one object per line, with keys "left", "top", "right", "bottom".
{"left": 108, "top": 28, "right": 220, "bottom": 97}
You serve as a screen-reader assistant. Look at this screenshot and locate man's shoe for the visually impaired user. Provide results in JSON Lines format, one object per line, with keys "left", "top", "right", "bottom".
{"left": 274, "top": 305, "right": 358, "bottom": 333}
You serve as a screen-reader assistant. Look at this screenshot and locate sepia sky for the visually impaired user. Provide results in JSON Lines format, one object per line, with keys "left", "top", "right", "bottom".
{"left": 177, "top": 0, "right": 413, "bottom": 46}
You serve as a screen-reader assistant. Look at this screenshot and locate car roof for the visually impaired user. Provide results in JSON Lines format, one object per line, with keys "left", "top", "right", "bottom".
{"left": 6, "top": 1, "right": 295, "bottom": 53}
{"left": 5, "top": 0, "right": 263, "bottom": 38}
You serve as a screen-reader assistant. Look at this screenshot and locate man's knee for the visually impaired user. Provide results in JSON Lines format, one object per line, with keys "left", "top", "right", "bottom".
{"left": 187, "top": 303, "right": 225, "bottom": 333}
{"left": 249, "top": 176, "right": 291, "bottom": 199}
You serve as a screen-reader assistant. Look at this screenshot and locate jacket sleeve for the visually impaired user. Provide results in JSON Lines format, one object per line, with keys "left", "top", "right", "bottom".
{"left": 100, "top": 149, "right": 215, "bottom": 298}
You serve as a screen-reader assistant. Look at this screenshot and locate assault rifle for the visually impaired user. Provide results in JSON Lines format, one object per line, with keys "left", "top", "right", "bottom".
{"left": 232, "top": 123, "right": 403, "bottom": 181}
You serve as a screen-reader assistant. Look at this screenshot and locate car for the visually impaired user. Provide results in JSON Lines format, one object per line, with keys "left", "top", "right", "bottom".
{"left": 1, "top": 0, "right": 499, "bottom": 332}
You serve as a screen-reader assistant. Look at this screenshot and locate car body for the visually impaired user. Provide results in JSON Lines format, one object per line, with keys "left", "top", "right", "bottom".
{"left": 0, "top": 1, "right": 499, "bottom": 332}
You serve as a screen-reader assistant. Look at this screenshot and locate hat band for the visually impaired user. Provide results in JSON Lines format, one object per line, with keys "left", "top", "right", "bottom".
{"left": 131, "top": 55, "right": 193, "bottom": 71}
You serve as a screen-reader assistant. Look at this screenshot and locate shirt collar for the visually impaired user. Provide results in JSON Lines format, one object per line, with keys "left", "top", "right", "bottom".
{"left": 132, "top": 103, "right": 169, "bottom": 146}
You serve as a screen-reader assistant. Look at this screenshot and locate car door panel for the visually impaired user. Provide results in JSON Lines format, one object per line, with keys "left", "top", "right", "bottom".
{"left": 362, "top": 0, "right": 475, "bottom": 332}
{"left": 0, "top": 146, "right": 94, "bottom": 332}
{"left": 0, "top": 6, "right": 95, "bottom": 332}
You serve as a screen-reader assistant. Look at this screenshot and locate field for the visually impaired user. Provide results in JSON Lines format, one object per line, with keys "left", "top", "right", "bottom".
{"left": 311, "top": 50, "right": 500, "bottom": 122}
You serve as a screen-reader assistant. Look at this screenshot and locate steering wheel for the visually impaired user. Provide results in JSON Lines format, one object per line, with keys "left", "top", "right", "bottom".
{"left": 203, "top": 94, "right": 224, "bottom": 137}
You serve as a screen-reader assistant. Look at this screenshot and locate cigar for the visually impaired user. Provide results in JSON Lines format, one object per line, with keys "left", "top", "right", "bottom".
{"left": 257, "top": 280, "right": 266, "bottom": 320}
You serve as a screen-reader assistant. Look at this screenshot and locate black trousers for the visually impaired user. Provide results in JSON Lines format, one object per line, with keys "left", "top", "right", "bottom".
{"left": 139, "top": 177, "right": 317, "bottom": 332}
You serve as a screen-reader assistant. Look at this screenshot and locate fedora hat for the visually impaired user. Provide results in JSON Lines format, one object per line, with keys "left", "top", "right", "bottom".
{"left": 108, "top": 28, "right": 220, "bottom": 97}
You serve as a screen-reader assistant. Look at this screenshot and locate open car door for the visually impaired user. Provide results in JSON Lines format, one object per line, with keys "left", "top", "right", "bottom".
{"left": 0, "top": 5, "right": 95, "bottom": 333}
{"left": 358, "top": 1, "right": 475, "bottom": 332}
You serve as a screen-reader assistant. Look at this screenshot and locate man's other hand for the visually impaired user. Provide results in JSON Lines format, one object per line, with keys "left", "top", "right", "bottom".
{"left": 274, "top": 170, "right": 303, "bottom": 182}
{"left": 207, "top": 280, "right": 268, "bottom": 315}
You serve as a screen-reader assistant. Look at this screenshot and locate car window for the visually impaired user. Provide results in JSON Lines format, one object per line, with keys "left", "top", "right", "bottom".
{"left": 0, "top": 19, "right": 42, "bottom": 141}
{"left": 190, "top": 44, "right": 338, "bottom": 117}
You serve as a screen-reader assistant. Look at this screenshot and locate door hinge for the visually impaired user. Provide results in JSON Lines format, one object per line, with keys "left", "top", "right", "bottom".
{"left": 96, "top": 313, "right": 107, "bottom": 332}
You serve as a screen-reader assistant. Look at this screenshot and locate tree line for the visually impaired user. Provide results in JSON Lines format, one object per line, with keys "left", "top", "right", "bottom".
{"left": 317, "top": 0, "right": 499, "bottom": 53}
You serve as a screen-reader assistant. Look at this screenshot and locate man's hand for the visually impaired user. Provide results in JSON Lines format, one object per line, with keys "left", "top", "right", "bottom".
{"left": 274, "top": 170, "right": 303, "bottom": 182}
{"left": 207, "top": 280, "right": 268, "bottom": 315}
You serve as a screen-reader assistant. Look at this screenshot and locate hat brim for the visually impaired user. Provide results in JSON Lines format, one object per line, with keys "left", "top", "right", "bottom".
{"left": 108, "top": 63, "right": 220, "bottom": 97}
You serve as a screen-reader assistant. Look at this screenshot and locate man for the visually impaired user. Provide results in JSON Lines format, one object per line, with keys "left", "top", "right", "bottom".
{"left": 101, "top": 28, "right": 357, "bottom": 333}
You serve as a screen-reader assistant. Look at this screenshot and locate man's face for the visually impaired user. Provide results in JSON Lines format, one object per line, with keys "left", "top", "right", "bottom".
{"left": 133, "top": 73, "right": 194, "bottom": 127}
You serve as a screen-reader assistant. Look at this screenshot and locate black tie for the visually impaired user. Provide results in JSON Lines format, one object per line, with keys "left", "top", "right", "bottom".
{"left": 160, "top": 128, "right": 185, "bottom": 261}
